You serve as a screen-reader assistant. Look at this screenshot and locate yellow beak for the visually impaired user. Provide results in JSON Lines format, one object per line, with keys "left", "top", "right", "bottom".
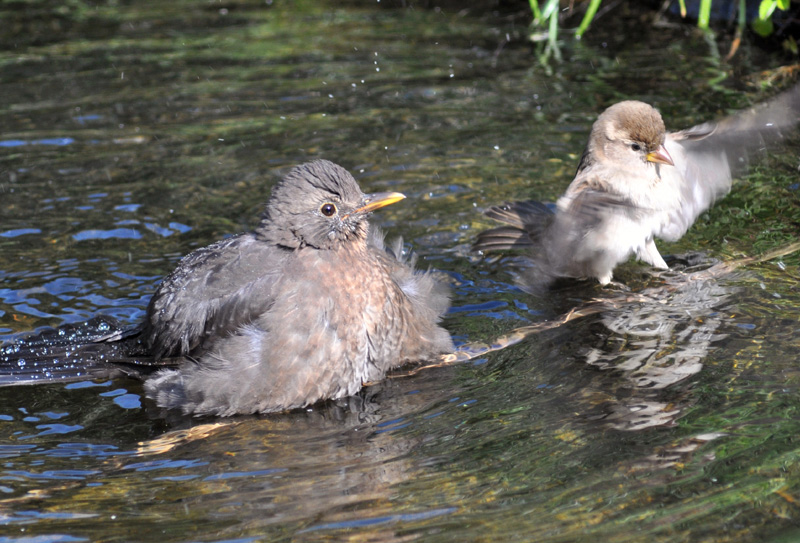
{"left": 351, "top": 192, "right": 406, "bottom": 215}
{"left": 646, "top": 144, "right": 674, "bottom": 166}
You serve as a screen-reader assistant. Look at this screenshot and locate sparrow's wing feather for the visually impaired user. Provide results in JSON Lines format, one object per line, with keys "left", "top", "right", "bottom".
{"left": 473, "top": 226, "right": 538, "bottom": 251}
{"left": 484, "top": 200, "right": 554, "bottom": 228}
{"left": 145, "top": 233, "right": 287, "bottom": 359}
{"left": 473, "top": 201, "right": 554, "bottom": 252}
{"left": 538, "top": 187, "right": 653, "bottom": 284}
{"left": 675, "top": 83, "right": 800, "bottom": 171}
{"left": 665, "top": 85, "right": 800, "bottom": 238}
{"left": 549, "top": 188, "right": 645, "bottom": 253}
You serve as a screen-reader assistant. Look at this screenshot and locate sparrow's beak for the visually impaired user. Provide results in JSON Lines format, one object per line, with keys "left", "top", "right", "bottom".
{"left": 646, "top": 144, "right": 674, "bottom": 166}
{"left": 351, "top": 192, "right": 406, "bottom": 215}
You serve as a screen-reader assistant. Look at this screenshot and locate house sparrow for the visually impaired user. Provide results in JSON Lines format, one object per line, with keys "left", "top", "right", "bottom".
{"left": 0, "top": 160, "right": 454, "bottom": 417}
{"left": 474, "top": 85, "right": 800, "bottom": 288}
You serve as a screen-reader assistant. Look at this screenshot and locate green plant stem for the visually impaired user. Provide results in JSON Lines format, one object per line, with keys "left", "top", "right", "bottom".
{"left": 576, "top": 0, "right": 603, "bottom": 38}
{"left": 698, "top": 0, "right": 711, "bottom": 28}
{"left": 528, "top": 0, "right": 541, "bottom": 21}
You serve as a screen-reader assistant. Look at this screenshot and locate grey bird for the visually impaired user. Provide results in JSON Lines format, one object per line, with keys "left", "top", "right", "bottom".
{"left": 0, "top": 160, "right": 454, "bottom": 417}
{"left": 474, "top": 85, "right": 800, "bottom": 289}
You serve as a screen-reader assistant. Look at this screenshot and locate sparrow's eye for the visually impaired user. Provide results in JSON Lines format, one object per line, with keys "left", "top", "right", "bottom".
{"left": 630, "top": 143, "right": 642, "bottom": 152}
{"left": 320, "top": 203, "right": 337, "bottom": 217}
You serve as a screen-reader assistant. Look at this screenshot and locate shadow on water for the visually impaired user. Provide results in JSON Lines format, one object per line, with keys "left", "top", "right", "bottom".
{"left": 1, "top": 0, "right": 800, "bottom": 542}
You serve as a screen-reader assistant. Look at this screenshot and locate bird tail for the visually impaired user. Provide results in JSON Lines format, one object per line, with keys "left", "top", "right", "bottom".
{"left": 0, "top": 316, "right": 158, "bottom": 386}
{"left": 473, "top": 200, "right": 554, "bottom": 253}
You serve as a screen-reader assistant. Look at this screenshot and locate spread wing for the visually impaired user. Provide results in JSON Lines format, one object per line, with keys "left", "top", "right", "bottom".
{"left": 546, "top": 187, "right": 647, "bottom": 257}
{"left": 474, "top": 187, "right": 645, "bottom": 286}
{"left": 664, "top": 83, "right": 800, "bottom": 238}
{"left": 472, "top": 201, "right": 555, "bottom": 253}
{"left": 144, "top": 232, "right": 288, "bottom": 359}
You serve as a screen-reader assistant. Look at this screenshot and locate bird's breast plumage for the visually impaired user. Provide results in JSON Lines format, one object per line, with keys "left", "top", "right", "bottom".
{"left": 279, "top": 243, "right": 407, "bottom": 375}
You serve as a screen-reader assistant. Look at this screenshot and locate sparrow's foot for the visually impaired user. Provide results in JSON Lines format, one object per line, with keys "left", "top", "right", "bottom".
{"left": 603, "top": 280, "right": 631, "bottom": 292}
{"left": 663, "top": 252, "right": 710, "bottom": 269}
{"left": 638, "top": 240, "right": 669, "bottom": 270}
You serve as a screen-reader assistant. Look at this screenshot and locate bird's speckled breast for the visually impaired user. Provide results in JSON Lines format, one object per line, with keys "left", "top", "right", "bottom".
{"left": 266, "top": 242, "right": 408, "bottom": 395}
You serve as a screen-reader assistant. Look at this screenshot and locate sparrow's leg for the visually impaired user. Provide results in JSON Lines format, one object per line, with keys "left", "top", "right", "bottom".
{"left": 597, "top": 271, "right": 614, "bottom": 286}
{"left": 637, "top": 239, "right": 669, "bottom": 269}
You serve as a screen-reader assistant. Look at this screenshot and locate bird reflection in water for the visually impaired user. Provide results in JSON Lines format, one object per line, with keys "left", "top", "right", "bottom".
{"left": 427, "top": 242, "right": 800, "bottom": 435}
{"left": 570, "top": 240, "right": 798, "bottom": 433}
{"left": 578, "top": 260, "right": 735, "bottom": 432}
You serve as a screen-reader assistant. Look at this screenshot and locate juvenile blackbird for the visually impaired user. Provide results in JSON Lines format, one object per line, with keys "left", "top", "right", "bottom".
{"left": 474, "top": 85, "right": 800, "bottom": 288}
{"left": 0, "top": 160, "right": 454, "bottom": 417}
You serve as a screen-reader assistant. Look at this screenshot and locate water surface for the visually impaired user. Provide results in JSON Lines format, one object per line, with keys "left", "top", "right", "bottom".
{"left": 1, "top": 1, "right": 800, "bottom": 541}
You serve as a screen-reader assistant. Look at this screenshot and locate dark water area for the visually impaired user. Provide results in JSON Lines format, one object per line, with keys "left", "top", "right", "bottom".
{"left": 1, "top": 1, "right": 800, "bottom": 541}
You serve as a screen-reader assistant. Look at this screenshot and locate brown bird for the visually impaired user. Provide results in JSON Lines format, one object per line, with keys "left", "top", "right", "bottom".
{"left": 474, "top": 85, "right": 800, "bottom": 289}
{"left": 0, "top": 160, "right": 454, "bottom": 416}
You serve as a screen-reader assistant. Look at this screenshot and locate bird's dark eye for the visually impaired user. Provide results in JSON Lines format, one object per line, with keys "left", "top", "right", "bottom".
{"left": 631, "top": 143, "right": 642, "bottom": 152}
{"left": 320, "top": 203, "right": 337, "bottom": 217}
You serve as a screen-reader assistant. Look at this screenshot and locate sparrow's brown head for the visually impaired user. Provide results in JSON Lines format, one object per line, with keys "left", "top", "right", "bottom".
{"left": 591, "top": 100, "right": 673, "bottom": 168}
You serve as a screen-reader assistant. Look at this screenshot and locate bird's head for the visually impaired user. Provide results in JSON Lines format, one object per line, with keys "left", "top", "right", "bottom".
{"left": 256, "top": 160, "right": 405, "bottom": 250}
{"left": 591, "top": 100, "right": 674, "bottom": 170}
